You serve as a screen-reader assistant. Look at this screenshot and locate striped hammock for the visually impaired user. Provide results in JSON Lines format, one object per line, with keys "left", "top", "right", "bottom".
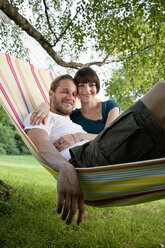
{"left": 1, "top": 51, "right": 165, "bottom": 207}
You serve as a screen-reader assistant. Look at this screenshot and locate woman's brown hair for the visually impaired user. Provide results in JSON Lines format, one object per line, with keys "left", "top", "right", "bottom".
{"left": 74, "top": 67, "right": 100, "bottom": 93}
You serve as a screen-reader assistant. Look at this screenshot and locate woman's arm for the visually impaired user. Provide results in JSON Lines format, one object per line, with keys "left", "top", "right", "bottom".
{"left": 30, "top": 102, "right": 50, "bottom": 125}
{"left": 104, "top": 107, "right": 120, "bottom": 129}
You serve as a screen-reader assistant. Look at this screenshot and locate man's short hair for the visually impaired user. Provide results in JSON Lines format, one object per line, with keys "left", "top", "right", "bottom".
{"left": 50, "top": 74, "right": 75, "bottom": 92}
{"left": 74, "top": 67, "right": 100, "bottom": 93}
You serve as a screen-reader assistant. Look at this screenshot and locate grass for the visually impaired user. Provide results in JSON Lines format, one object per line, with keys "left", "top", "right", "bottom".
{"left": 0, "top": 155, "right": 165, "bottom": 248}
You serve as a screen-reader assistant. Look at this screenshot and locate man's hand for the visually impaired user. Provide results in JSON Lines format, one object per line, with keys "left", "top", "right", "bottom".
{"left": 57, "top": 164, "right": 85, "bottom": 225}
{"left": 54, "top": 134, "right": 76, "bottom": 152}
{"left": 54, "top": 132, "right": 97, "bottom": 152}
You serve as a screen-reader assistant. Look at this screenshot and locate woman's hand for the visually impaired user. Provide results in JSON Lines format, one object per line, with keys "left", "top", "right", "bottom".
{"left": 30, "top": 102, "right": 50, "bottom": 125}
{"left": 54, "top": 134, "right": 76, "bottom": 152}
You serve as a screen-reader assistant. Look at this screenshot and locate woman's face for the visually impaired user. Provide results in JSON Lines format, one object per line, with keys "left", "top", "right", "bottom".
{"left": 77, "top": 82, "right": 97, "bottom": 102}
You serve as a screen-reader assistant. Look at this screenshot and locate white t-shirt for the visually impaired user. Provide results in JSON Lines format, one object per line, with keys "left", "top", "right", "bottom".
{"left": 23, "top": 112, "right": 89, "bottom": 160}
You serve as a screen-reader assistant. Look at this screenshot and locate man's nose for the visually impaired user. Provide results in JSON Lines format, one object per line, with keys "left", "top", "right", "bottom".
{"left": 66, "top": 92, "right": 75, "bottom": 101}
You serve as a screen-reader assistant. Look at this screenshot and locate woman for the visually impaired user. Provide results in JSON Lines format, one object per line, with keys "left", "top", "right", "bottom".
{"left": 70, "top": 67, "right": 119, "bottom": 134}
{"left": 30, "top": 67, "right": 120, "bottom": 149}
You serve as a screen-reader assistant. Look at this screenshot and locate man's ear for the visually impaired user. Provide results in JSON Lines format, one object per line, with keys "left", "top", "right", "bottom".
{"left": 49, "top": 90, "right": 53, "bottom": 98}
{"left": 49, "top": 90, "right": 54, "bottom": 108}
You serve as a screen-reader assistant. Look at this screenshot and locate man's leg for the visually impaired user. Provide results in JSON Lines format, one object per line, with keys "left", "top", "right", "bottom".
{"left": 141, "top": 81, "right": 165, "bottom": 130}
{"left": 70, "top": 81, "right": 165, "bottom": 167}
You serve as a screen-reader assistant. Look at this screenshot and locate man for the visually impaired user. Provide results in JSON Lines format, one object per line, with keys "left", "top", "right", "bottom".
{"left": 24, "top": 75, "right": 165, "bottom": 226}
{"left": 24, "top": 74, "right": 96, "bottom": 226}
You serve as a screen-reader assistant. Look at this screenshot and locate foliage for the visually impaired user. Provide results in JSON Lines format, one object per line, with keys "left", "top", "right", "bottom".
{"left": 0, "top": 106, "right": 30, "bottom": 155}
{"left": 104, "top": 20, "right": 165, "bottom": 110}
{"left": 0, "top": 0, "right": 165, "bottom": 107}
{"left": 0, "top": 10, "right": 29, "bottom": 60}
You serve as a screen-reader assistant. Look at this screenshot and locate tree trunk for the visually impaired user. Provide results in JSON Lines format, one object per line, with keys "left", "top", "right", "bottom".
{"left": 0, "top": 179, "right": 13, "bottom": 202}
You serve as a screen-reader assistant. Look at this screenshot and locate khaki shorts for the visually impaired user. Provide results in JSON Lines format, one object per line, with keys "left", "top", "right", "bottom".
{"left": 69, "top": 100, "right": 165, "bottom": 168}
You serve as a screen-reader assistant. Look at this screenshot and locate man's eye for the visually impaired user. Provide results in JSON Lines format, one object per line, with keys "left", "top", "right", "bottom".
{"left": 78, "top": 84, "right": 84, "bottom": 87}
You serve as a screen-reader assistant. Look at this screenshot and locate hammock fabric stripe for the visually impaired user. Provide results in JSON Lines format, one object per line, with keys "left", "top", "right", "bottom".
{"left": 1, "top": 51, "right": 165, "bottom": 207}
{"left": 1, "top": 82, "right": 23, "bottom": 128}
{"left": 6, "top": 54, "right": 30, "bottom": 113}
{"left": 85, "top": 188, "right": 165, "bottom": 207}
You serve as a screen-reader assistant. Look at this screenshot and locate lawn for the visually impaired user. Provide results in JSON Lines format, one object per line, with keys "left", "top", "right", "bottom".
{"left": 0, "top": 155, "right": 165, "bottom": 248}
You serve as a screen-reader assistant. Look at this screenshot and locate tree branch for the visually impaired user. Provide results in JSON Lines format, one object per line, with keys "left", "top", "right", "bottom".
{"left": 0, "top": 0, "right": 120, "bottom": 69}
{"left": 54, "top": 7, "right": 81, "bottom": 46}
{"left": 43, "top": 0, "right": 58, "bottom": 40}
{"left": 84, "top": 53, "right": 121, "bottom": 67}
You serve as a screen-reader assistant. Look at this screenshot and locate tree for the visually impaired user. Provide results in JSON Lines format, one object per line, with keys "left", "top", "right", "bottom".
{"left": 0, "top": 0, "right": 165, "bottom": 109}
{"left": 0, "top": 106, "right": 30, "bottom": 155}
{"left": 0, "top": 106, "right": 29, "bottom": 197}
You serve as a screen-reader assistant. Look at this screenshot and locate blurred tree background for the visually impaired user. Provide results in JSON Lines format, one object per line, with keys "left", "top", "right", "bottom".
{"left": 0, "top": 106, "right": 30, "bottom": 155}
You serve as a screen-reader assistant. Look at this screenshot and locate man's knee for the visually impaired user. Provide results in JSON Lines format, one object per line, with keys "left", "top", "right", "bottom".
{"left": 142, "top": 81, "right": 165, "bottom": 104}
{"left": 141, "top": 80, "right": 165, "bottom": 129}
{"left": 153, "top": 80, "right": 165, "bottom": 94}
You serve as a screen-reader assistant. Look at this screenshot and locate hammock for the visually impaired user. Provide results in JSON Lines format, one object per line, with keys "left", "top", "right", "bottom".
{"left": 1, "top": 51, "right": 165, "bottom": 207}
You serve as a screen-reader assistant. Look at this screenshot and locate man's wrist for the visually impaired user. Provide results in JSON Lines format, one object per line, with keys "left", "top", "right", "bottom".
{"left": 71, "top": 134, "right": 77, "bottom": 144}
{"left": 60, "top": 161, "right": 75, "bottom": 172}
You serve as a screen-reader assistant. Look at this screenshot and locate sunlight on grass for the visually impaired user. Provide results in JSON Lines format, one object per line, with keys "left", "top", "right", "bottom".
{"left": 0, "top": 155, "right": 165, "bottom": 248}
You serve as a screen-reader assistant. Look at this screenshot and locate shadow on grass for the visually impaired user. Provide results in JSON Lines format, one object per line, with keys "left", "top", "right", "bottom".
{"left": 0, "top": 179, "right": 13, "bottom": 203}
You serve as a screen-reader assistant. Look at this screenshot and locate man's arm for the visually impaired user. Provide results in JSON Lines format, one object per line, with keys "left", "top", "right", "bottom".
{"left": 27, "top": 128, "right": 85, "bottom": 225}
{"left": 74, "top": 132, "right": 97, "bottom": 141}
